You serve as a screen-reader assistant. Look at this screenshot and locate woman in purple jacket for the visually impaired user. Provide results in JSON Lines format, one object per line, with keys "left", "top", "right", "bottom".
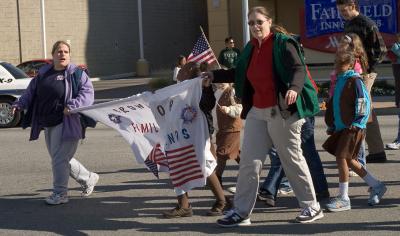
{"left": 12, "top": 41, "right": 99, "bottom": 205}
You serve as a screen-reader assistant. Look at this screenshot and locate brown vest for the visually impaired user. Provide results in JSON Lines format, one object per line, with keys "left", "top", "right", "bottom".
{"left": 216, "top": 87, "right": 242, "bottom": 132}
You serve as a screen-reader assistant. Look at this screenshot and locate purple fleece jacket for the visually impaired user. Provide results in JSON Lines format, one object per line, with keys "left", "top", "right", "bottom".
{"left": 13, "top": 63, "right": 94, "bottom": 141}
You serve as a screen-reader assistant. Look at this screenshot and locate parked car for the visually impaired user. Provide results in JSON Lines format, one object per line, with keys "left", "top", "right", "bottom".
{"left": 0, "top": 61, "right": 31, "bottom": 128}
{"left": 17, "top": 59, "right": 88, "bottom": 77}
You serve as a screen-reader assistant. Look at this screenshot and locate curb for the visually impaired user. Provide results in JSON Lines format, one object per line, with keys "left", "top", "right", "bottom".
{"left": 90, "top": 72, "right": 146, "bottom": 82}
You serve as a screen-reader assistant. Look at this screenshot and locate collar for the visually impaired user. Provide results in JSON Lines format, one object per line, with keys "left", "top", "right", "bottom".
{"left": 251, "top": 32, "right": 274, "bottom": 48}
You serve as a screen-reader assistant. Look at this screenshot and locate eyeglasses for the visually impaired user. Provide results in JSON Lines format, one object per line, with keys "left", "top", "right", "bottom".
{"left": 248, "top": 20, "right": 266, "bottom": 26}
{"left": 229, "top": 41, "right": 235, "bottom": 44}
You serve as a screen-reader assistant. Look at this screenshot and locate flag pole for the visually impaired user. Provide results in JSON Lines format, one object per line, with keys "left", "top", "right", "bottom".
{"left": 199, "top": 26, "right": 221, "bottom": 69}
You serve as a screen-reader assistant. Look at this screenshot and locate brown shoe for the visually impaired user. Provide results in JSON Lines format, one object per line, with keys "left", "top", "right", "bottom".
{"left": 206, "top": 197, "right": 232, "bottom": 216}
{"left": 163, "top": 205, "right": 193, "bottom": 218}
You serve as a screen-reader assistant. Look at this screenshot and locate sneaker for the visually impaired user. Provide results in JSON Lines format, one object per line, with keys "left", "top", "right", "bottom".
{"left": 296, "top": 206, "right": 324, "bottom": 223}
{"left": 45, "top": 193, "right": 69, "bottom": 205}
{"left": 349, "top": 170, "right": 358, "bottom": 177}
{"left": 366, "top": 152, "right": 387, "bottom": 163}
{"left": 163, "top": 205, "right": 193, "bottom": 218}
{"left": 326, "top": 197, "right": 351, "bottom": 212}
{"left": 82, "top": 172, "right": 99, "bottom": 197}
{"left": 258, "top": 190, "right": 275, "bottom": 207}
{"left": 278, "top": 186, "right": 293, "bottom": 195}
{"left": 227, "top": 186, "right": 236, "bottom": 194}
{"left": 206, "top": 198, "right": 232, "bottom": 216}
{"left": 368, "top": 182, "right": 387, "bottom": 206}
{"left": 216, "top": 210, "right": 251, "bottom": 227}
{"left": 386, "top": 140, "right": 400, "bottom": 150}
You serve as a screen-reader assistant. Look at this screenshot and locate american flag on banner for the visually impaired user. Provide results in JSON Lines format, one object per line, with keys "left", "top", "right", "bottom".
{"left": 187, "top": 33, "right": 217, "bottom": 64}
{"left": 144, "top": 144, "right": 168, "bottom": 178}
{"left": 166, "top": 144, "right": 204, "bottom": 188}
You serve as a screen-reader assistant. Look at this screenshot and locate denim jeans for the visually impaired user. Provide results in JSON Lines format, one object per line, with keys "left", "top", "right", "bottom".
{"left": 357, "top": 139, "right": 366, "bottom": 167}
{"left": 260, "top": 117, "right": 329, "bottom": 198}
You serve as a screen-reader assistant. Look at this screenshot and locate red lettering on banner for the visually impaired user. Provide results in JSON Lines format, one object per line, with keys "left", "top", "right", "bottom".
{"left": 131, "top": 122, "right": 159, "bottom": 133}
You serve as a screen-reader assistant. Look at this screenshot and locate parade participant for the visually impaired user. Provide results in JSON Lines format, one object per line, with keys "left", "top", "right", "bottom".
{"left": 12, "top": 40, "right": 99, "bottom": 205}
{"left": 329, "top": 33, "right": 369, "bottom": 175}
{"left": 337, "top": 0, "right": 388, "bottom": 163}
{"left": 172, "top": 55, "right": 186, "bottom": 83}
{"left": 218, "top": 37, "right": 241, "bottom": 69}
{"left": 162, "top": 62, "right": 229, "bottom": 218}
{"left": 213, "top": 83, "right": 242, "bottom": 187}
{"left": 386, "top": 33, "right": 400, "bottom": 150}
{"left": 323, "top": 49, "right": 386, "bottom": 212}
{"left": 203, "top": 6, "right": 323, "bottom": 226}
{"left": 259, "top": 37, "right": 329, "bottom": 206}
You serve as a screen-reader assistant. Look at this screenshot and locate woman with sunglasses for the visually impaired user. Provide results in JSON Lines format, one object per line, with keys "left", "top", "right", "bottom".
{"left": 203, "top": 6, "right": 322, "bottom": 227}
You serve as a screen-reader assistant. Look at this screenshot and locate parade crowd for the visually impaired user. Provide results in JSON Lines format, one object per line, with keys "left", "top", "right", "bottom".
{"left": 13, "top": 0, "right": 396, "bottom": 229}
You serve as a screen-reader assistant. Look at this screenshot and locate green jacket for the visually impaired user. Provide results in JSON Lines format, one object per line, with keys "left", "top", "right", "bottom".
{"left": 234, "top": 33, "right": 320, "bottom": 119}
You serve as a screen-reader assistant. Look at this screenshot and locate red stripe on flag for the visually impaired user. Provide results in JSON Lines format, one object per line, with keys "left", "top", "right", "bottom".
{"left": 173, "top": 174, "right": 204, "bottom": 188}
{"left": 169, "top": 161, "right": 200, "bottom": 174}
{"left": 166, "top": 144, "right": 193, "bottom": 154}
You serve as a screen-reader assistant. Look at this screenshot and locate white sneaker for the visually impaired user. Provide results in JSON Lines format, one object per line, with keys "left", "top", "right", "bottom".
{"left": 82, "top": 173, "right": 99, "bottom": 197}
{"left": 296, "top": 206, "right": 324, "bottom": 223}
{"left": 386, "top": 141, "right": 400, "bottom": 150}
{"left": 45, "top": 193, "right": 69, "bottom": 205}
{"left": 349, "top": 170, "right": 358, "bottom": 177}
{"left": 227, "top": 186, "right": 236, "bottom": 194}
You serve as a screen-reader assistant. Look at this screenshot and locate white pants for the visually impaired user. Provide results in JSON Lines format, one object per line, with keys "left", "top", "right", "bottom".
{"left": 44, "top": 123, "right": 91, "bottom": 195}
{"left": 234, "top": 106, "right": 318, "bottom": 217}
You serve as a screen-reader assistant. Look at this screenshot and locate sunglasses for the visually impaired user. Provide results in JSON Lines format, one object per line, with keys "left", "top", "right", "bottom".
{"left": 248, "top": 20, "right": 266, "bottom": 26}
{"left": 229, "top": 41, "right": 235, "bottom": 44}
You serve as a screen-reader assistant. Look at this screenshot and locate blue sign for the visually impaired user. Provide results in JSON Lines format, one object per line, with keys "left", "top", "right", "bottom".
{"left": 305, "top": 0, "right": 398, "bottom": 38}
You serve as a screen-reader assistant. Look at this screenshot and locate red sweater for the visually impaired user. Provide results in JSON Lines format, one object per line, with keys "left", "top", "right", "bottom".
{"left": 246, "top": 33, "right": 277, "bottom": 108}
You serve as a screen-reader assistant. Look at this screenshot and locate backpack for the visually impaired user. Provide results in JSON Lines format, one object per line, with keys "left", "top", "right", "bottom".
{"left": 71, "top": 68, "right": 97, "bottom": 138}
{"left": 387, "top": 50, "right": 398, "bottom": 63}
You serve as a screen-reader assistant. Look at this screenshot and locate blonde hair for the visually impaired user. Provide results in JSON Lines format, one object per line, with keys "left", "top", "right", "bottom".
{"left": 337, "top": 33, "right": 368, "bottom": 72}
{"left": 51, "top": 40, "right": 71, "bottom": 55}
{"left": 248, "top": 6, "right": 290, "bottom": 35}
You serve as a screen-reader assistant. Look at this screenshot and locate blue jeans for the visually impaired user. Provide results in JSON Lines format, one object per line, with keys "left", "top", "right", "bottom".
{"left": 260, "top": 117, "right": 329, "bottom": 198}
{"left": 357, "top": 139, "right": 366, "bottom": 167}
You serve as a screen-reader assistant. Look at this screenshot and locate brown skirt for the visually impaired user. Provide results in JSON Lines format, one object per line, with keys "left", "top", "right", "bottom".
{"left": 322, "top": 128, "right": 365, "bottom": 160}
{"left": 216, "top": 131, "right": 241, "bottom": 160}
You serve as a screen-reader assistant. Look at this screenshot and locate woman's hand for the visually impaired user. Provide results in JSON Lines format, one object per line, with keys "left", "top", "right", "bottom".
{"left": 285, "top": 90, "right": 298, "bottom": 105}
{"left": 201, "top": 72, "right": 213, "bottom": 87}
{"left": 63, "top": 107, "right": 71, "bottom": 115}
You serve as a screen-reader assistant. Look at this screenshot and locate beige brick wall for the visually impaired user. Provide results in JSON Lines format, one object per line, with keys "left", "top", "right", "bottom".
{"left": 0, "top": 1, "right": 20, "bottom": 63}
{"left": 0, "top": 0, "right": 208, "bottom": 76}
{"left": 207, "top": 0, "right": 229, "bottom": 57}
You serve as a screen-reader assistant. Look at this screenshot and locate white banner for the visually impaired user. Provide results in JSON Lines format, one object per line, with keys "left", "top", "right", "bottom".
{"left": 72, "top": 78, "right": 216, "bottom": 192}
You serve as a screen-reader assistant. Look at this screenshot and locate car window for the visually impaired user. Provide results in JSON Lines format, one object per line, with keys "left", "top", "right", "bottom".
{"left": 16, "top": 62, "right": 32, "bottom": 73}
{"left": 32, "top": 61, "right": 49, "bottom": 70}
{"left": 0, "top": 62, "right": 29, "bottom": 79}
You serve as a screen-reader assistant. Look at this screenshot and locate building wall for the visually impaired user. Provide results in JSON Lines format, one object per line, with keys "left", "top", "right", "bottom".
{"left": 0, "top": 0, "right": 208, "bottom": 77}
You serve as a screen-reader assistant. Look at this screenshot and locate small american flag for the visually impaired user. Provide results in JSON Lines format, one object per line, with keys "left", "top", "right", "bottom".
{"left": 187, "top": 34, "right": 217, "bottom": 64}
{"left": 145, "top": 144, "right": 168, "bottom": 178}
{"left": 166, "top": 144, "right": 203, "bottom": 188}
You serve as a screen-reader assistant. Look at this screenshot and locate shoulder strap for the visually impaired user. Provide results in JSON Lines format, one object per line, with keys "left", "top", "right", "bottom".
{"left": 71, "top": 68, "right": 83, "bottom": 98}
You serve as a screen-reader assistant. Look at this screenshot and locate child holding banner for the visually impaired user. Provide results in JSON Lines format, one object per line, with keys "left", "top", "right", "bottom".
{"left": 162, "top": 62, "right": 229, "bottom": 218}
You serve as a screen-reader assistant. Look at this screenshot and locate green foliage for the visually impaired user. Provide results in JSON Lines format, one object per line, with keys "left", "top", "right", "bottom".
{"left": 315, "top": 80, "right": 395, "bottom": 98}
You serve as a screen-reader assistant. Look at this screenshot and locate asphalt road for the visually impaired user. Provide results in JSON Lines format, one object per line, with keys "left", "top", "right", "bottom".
{"left": 1, "top": 79, "right": 399, "bottom": 235}
{"left": 1, "top": 113, "right": 399, "bottom": 235}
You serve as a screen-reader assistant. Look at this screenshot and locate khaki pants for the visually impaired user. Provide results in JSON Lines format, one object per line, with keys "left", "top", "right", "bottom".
{"left": 234, "top": 106, "right": 318, "bottom": 217}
